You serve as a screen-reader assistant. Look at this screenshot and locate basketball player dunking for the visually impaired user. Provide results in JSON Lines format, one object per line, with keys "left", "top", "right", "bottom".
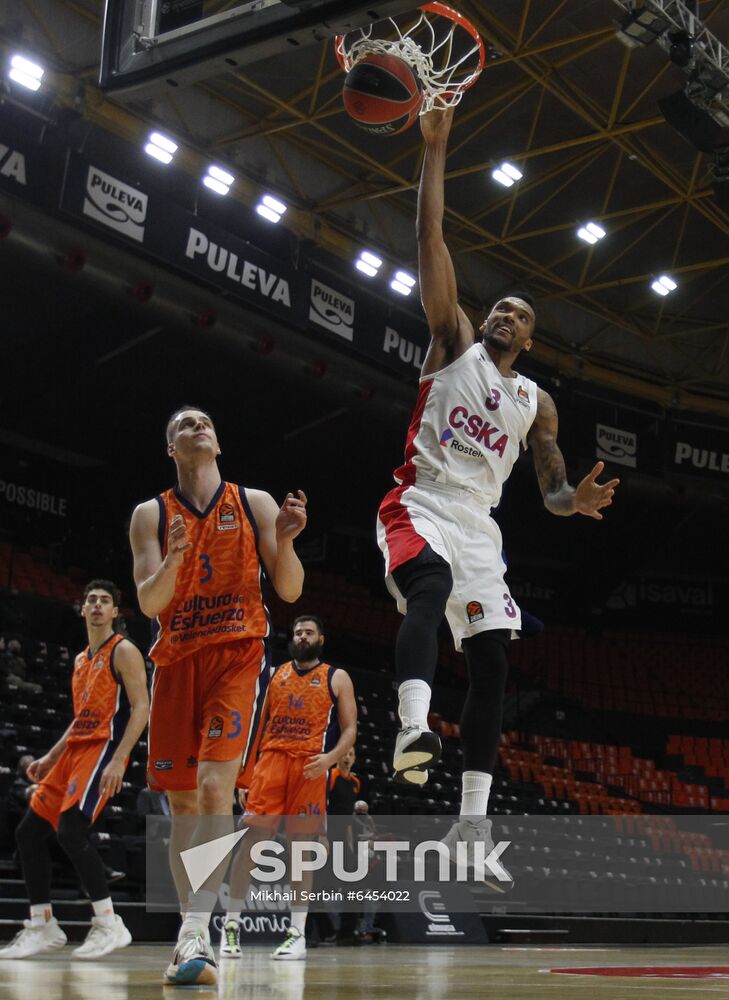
{"left": 129, "top": 406, "right": 306, "bottom": 986}
{"left": 377, "top": 108, "right": 619, "bottom": 858}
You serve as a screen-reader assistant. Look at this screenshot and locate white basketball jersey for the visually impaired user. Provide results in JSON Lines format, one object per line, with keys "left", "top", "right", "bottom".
{"left": 392, "top": 342, "right": 539, "bottom": 506}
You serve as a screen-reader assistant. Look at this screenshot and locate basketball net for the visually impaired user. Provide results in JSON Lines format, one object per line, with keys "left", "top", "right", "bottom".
{"left": 335, "top": 3, "right": 485, "bottom": 114}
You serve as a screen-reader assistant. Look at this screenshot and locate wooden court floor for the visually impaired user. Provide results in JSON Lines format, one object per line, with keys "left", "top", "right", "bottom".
{"left": 2, "top": 944, "right": 729, "bottom": 998}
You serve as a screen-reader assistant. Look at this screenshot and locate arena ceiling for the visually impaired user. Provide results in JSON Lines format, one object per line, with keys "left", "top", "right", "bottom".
{"left": 4, "top": 0, "right": 729, "bottom": 413}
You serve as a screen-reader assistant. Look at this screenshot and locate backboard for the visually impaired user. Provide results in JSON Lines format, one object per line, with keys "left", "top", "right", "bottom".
{"left": 100, "top": 0, "right": 418, "bottom": 95}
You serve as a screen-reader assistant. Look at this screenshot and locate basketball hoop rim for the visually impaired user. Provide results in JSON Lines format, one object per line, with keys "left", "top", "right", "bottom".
{"left": 334, "top": 2, "right": 486, "bottom": 92}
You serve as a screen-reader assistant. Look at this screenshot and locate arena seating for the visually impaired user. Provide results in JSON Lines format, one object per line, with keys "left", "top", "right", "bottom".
{"left": 4, "top": 567, "right": 729, "bottom": 916}
{"left": 510, "top": 626, "right": 729, "bottom": 722}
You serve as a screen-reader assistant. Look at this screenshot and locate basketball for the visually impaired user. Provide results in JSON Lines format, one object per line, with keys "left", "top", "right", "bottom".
{"left": 342, "top": 53, "right": 423, "bottom": 136}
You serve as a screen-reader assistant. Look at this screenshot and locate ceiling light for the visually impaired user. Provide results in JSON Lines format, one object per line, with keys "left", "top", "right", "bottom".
{"left": 394, "top": 270, "right": 416, "bottom": 287}
{"left": 256, "top": 193, "right": 287, "bottom": 223}
{"left": 9, "top": 54, "right": 44, "bottom": 91}
{"left": 491, "top": 161, "right": 523, "bottom": 187}
{"left": 391, "top": 270, "right": 416, "bottom": 296}
{"left": 144, "top": 131, "right": 178, "bottom": 165}
{"left": 356, "top": 250, "right": 383, "bottom": 277}
{"left": 203, "top": 164, "right": 234, "bottom": 196}
{"left": 577, "top": 221, "right": 607, "bottom": 245}
{"left": 651, "top": 274, "right": 678, "bottom": 296}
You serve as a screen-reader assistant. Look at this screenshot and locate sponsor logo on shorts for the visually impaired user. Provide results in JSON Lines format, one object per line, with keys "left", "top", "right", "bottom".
{"left": 67, "top": 781, "right": 77, "bottom": 795}
{"left": 218, "top": 502, "right": 238, "bottom": 531}
{"left": 466, "top": 601, "right": 484, "bottom": 624}
{"left": 208, "top": 715, "right": 224, "bottom": 738}
{"left": 155, "top": 759, "right": 174, "bottom": 770}
{"left": 187, "top": 756, "right": 198, "bottom": 768}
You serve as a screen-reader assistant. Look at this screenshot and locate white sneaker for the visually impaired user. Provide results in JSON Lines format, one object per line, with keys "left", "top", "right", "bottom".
{"left": 72, "top": 915, "right": 132, "bottom": 959}
{"left": 441, "top": 817, "right": 514, "bottom": 892}
{"left": 165, "top": 931, "right": 218, "bottom": 986}
{"left": 219, "top": 919, "right": 241, "bottom": 959}
{"left": 393, "top": 725, "right": 441, "bottom": 784}
{"left": 272, "top": 927, "right": 306, "bottom": 961}
{"left": 0, "top": 917, "right": 67, "bottom": 958}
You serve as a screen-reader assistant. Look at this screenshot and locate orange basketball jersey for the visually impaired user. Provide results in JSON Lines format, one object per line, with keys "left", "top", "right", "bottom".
{"left": 69, "top": 633, "right": 130, "bottom": 745}
{"left": 261, "top": 660, "right": 338, "bottom": 758}
{"left": 150, "top": 482, "right": 269, "bottom": 665}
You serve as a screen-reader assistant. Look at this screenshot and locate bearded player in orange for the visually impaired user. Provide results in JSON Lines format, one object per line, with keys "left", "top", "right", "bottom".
{"left": 221, "top": 615, "right": 357, "bottom": 962}
{"left": 0, "top": 580, "right": 148, "bottom": 961}
{"left": 129, "top": 405, "right": 307, "bottom": 987}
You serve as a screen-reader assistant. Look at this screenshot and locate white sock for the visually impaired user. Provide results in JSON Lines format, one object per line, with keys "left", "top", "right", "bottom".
{"left": 398, "top": 679, "right": 431, "bottom": 728}
{"left": 290, "top": 910, "right": 307, "bottom": 935}
{"left": 460, "top": 771, "right": 492, "bottom": 819}
{"left": 91, "top": 896, "right": 115, "bottom": 926}
{"left": 225, "top": 911, "right": 241, "bottom": 925}
{"left": 30, "top": 903, "right": 52, "bottom": 926}
{"left": 180, "top": 912, "right": 211, "bottom": 941}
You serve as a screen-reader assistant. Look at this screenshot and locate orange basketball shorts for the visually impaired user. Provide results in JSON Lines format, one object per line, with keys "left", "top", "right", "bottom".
{"left": 245, "top": 749, "right": 327, "bottom": 833}
{"left": 30, "top": 739, "right": 120, "bottom": 829}
{"left": 148, "top": 638, "right": 269, "bottom": 792}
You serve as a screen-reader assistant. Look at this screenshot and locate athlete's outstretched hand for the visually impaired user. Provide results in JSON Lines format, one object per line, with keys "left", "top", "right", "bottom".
{"left": 420, "top": 104, "right": 454, "bottom": 144}
{"left": 574, "top": 462, "right": 619, "bottom": 520}
{"left": 165, "top": 513, "right": 192, "bottom": 568}
{"left": 276, "top": 490, "right": 307, "bottom": 542}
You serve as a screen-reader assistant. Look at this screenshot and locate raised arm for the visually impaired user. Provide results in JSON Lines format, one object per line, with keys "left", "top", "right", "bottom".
{"left": 129, "top": 500, "right": 190, "bottom": 618}
{"left": 417, "top": 107, "right": 475, "bottom": 375}
{"left": 245, "top": 489, "right": 306, "bottom": 603}
{"left": 528, "top": 388, "right": 620, "bottom": 518}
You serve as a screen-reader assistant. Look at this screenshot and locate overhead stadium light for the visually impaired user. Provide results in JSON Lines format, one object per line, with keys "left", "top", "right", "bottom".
{"left": 203, "top": 165, "right": 234, "bottom": 196}
{"left": 651, "top": 274, "right": 678, "bottom": 296}
{"left": 355, "top": 250, "right": 383, "bottom": 278}
{"left": 615, "top": 7, "right": 670, "bottom": 47}
{"left": 577, "top": 221, "right": 607, "bottom": 245}
{"left": 256, "top": 193, "right": 287, "bottom": 224}
{"left": 391, "top": 270, "right": 416, "bottom": 296}
{"left": 491, "top": 161, "right": 523, "bottom": 188}
{"left": 8, "top": 54, "right": 44, "bottom": 91}
{"left": 144, "top": 131, "right": 178, "bottom": 165}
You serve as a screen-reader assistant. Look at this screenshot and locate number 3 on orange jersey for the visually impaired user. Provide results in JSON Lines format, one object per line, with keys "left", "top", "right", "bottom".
{"left": 199, "top": 553, "right": 212, "bottom": 583}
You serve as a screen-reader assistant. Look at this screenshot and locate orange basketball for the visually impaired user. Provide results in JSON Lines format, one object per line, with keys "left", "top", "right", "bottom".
{"left": 343, "top": 53, "right": 423, "bottom": 136}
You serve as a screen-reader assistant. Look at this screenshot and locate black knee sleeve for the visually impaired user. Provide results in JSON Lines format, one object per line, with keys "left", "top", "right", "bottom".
{"left": 392, "top": 545, "right": 453, "bottom": 686}
{"left": 460, "top": 630, "right": 511, "bottom": 773}
{"left": 56, "top": 807, "right": 109, "bottom": 902}
{"left": 15, "top": 808, "right": 55, "bottom": 905}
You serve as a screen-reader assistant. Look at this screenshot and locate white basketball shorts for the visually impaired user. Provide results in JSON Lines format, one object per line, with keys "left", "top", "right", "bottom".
{"left": 377, "top": 479, "right": 521, "bottom": 650}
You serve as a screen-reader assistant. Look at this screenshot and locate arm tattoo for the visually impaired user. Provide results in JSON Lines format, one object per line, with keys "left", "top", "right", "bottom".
{"left": 530, "top": 389, "right": 576, "bottom": 516}
{"left": 535, "top": 437, "right": 567, "bottom": 498}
